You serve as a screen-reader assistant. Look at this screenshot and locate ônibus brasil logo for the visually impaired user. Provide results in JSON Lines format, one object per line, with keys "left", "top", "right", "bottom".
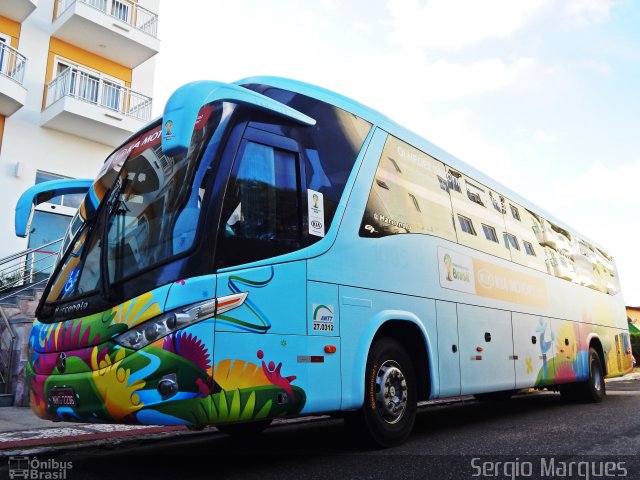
{"left": 443, "top": 253, "right": 470, "bottom": 283}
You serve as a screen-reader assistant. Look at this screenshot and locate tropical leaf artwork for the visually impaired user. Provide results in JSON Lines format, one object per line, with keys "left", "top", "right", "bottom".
{"left": 145, "top": 354, "right": 306, "bottom": 426}
{"left": 162, "top": 332, "right": 211, "bottom": 372}
{"left": 149, "top": 385, "right": 306, "bottom": 425}
{"left": 31, "top": 309, "right": 125, "bottom": 353}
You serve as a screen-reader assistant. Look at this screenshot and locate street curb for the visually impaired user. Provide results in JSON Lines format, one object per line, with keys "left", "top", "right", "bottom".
{"left": 606, "top": 372, "right": 640, "bottom": 383}
{"left": 0, "top": 426, "right": 186, "bottom": 451}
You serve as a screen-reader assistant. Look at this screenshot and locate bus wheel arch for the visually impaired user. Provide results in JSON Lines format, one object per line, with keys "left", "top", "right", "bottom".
{"left": 588, "top": 336, "right": 607, "bottom": 377}
{"left": 345, "top": 318, "right": 432, "bottom": 447}
{"left": 371, "top": 320, "right": 431, "bottom": 402}
{"left": 561, "top": 336, "right": 606, "bottom": 403}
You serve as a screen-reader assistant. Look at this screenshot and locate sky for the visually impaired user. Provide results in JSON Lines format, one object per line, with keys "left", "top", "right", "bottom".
{"left": 152, "top": 0, "right": 640, "bottom": 305}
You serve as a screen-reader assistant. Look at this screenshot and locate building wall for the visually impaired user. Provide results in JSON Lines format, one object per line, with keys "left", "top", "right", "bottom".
{"left": 0, "top": 0, "right": 160, "bottom": 259}
{"left": 628, "top": 307, "right": 640, "bottom": 323}
{"left": 0, "top": 15, "right": 21, "bottom": 47}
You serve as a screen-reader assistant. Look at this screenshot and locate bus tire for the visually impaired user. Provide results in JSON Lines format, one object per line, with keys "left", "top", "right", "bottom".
{"left": 216, "top": 419, "right": 273, "bottom": 436}
{"left": 349, "top": 337, "right": 417, "bottom": 448}
{"left": 583, "top": 347, "right": 606, "bottom": 403}
{"left": 560, "top": 348, "right": 605, "bottom": 403}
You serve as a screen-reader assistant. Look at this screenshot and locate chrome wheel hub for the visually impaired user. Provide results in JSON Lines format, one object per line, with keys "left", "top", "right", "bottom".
{"left": 375, "top": 360, "right": 408, "bottom": 424}
{"left": 593, "top": 363, "right": 603, "bottom": 392}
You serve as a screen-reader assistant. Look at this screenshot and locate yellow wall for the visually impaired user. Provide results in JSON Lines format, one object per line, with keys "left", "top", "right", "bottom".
{"left": 627, "top": 307, "right": 640, "bottom": 323}
{"left": 0, "top": 16, "right": 21, "bottom": 48}
{"left": 43, "top": 38, "right": 133, "bottom": 108}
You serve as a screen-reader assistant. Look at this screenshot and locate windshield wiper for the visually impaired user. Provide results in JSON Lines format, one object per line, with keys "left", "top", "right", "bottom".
{"left": 100, "top": 176, "right": 130, "bottom": 300}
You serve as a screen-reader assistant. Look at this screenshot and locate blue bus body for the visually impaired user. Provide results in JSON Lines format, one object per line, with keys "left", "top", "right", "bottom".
{"left": 25, "top": 77, "right": 633, "bottom": 446}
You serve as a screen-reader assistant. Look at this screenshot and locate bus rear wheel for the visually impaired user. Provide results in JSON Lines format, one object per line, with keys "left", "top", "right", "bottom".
{"left": 216, "top": 419, "right": 273, "bottom": 436}
{"left": 560, "top": 347, "right": 605, "bottom": 403}
{"left": 348, "top": 337, "right": 417, "bottom": 448}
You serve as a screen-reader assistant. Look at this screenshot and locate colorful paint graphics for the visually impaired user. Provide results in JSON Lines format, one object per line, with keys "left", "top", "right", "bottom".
{"left": 27, "top": 284, "right": 306, "bottom": 426}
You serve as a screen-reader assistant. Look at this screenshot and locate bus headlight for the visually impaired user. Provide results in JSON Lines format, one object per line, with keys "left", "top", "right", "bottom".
{"left": 113, "top": 292, "right": 247, "bottom": 350}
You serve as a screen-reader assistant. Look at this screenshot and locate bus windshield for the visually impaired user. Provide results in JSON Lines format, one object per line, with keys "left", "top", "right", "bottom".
{"left": 44, "top": 102, "right": 229, "bottom": 304}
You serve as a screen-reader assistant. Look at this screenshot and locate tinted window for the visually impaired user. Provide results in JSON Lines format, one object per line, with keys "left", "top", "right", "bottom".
{"left": 458, "top": 215, "right": 476, "bottom": 235}
{"left": 482, "top": 224, "right": 498, "bottom": 243}
{"left": 360, "top": 135, "right": 457, "bottom": 240}
{"left": 504, "top": 233, "right": 520, "bottom": 250}
{"left": 243, "top": 85, "right": 371, "bottom": 239}
{"left": 523, "top": 241, "right": 536, "bottom": 256}
{"left": 217, "top": 138, "right": 301, "bottom": 267}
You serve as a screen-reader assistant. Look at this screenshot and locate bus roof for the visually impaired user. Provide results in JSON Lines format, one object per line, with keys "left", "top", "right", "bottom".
{"left": 235, "top": 75, "right": 610, "bottom": 256}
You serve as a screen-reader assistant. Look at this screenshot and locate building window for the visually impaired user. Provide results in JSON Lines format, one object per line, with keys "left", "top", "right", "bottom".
{"left": 503, "top": 232, "right": 520, "bottom": 250}
{"left": 52, "top": 58, "right": 125, "bottom": 110}
{"left": 523, "top": 241, "right": 536, "bottom": 256}
{"left": 447, "top": 171, "right": 462, "bottom": 193}
{"left": 482, "top": 224, "right": 498, "bottom": 243}
{"left": 458, "top": 215, "right": 476, "bottom": 235}
{"left": 408, "top": 193, "right": 421, "bottom": 212}
{"left": 467, "top": 189, "right": 484, "bottom": 206}
{"left": 510, "top": 204, "right": 521, "bottom": 221}
{"left": 437, "top": 176, "right": 449, "bottom": 192}
{"left": 35, "top": 171, "right": 84, "bottom": 209}
{"left": 490, "top": 192, "right": 506, "bottom": 214}
{"left": 466, "top": 182, "right": 485, "bottom": 206}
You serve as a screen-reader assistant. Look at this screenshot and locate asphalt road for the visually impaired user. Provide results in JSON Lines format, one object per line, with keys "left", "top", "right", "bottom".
{"left": 2, "top": 380, "right": 639, "bottom": 480}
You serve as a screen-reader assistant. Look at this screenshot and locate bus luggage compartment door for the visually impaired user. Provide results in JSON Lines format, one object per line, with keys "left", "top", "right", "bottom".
{"left": 458, "top": 304, "right": 515, "bottom": 395}
{"left": 436, "top": 300, "right": 461, "bottom": 397}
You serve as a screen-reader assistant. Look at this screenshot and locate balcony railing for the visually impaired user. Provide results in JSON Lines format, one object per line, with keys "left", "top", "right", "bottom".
{"left": 57, "top": 0, "right": 158, "bottom": 37}
{"left": 0, "top": 43, "right": 27, "bottom": 85}
{"left": 45, "top": 67, "right": 152, "bottom": 121}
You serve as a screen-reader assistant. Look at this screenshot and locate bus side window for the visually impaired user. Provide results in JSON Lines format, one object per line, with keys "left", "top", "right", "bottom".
{"left": 359, "top": 134, "right": 456, "bottom": 241}
{"left": 216, "top": 136, "right": 302, "bottom": 268}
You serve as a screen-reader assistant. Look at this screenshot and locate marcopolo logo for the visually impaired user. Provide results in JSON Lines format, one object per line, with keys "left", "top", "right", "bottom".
{"left": 8, "top": 456, "right": 72, "bottom": 479}
{"left": 54, "top": 301, "right": 89, "bottom": 316}
{"left": 443, "top": 254, "right": 470, "bottom": 283}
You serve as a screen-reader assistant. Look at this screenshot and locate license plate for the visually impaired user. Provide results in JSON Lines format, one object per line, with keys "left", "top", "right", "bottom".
{"left": 50, "top": 387, "right": 77, "bottom": 407}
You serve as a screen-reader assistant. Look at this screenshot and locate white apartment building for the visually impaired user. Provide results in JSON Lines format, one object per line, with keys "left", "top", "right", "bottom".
{"left": 0, "top": 0, "right": 160, "bottom": 261}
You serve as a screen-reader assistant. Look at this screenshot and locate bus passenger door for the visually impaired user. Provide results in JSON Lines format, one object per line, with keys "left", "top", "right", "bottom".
{"left": 458, "top": 304, "right": 515, "bottom": 394}
{"left": 436, "top": 300, "right": 461, "bottom": 397}
{"left": 212, "top": 126, "right": 340, "bottom": 419}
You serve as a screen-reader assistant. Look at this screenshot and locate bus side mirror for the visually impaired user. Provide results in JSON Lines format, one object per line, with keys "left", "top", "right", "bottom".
{"left": 15, "top": 179, "right": 93, "bottom": 238}
{"left": 162, "top": 81, "right": 316, "bottom": 157}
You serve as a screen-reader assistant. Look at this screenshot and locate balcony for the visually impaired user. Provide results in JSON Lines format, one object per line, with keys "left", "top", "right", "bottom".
{"left": 41, "top": 67, "right": 152, "bottom": 146}
{"left": 0, "top": 0, "right": 38, "bottom": 23}
{"left": 0, "top": 44, "right": 28, "bottom": 117}
{"left": 53, "top": 0, "right": 160, "bottom": 69}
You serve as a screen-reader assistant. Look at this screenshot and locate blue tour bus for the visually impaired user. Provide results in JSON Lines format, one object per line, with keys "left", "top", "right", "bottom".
{"left": 21, "top": 77, "right": 633, "bottom": 447}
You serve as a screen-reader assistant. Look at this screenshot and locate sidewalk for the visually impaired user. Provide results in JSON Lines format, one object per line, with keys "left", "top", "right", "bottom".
{"left": 0, "top": 407, "right": 194, "bottom": 454}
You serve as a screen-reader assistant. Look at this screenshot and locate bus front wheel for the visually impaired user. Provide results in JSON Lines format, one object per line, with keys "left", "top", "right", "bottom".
{"left": 348, "top": 337, "right": 417, "bottom": 448}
